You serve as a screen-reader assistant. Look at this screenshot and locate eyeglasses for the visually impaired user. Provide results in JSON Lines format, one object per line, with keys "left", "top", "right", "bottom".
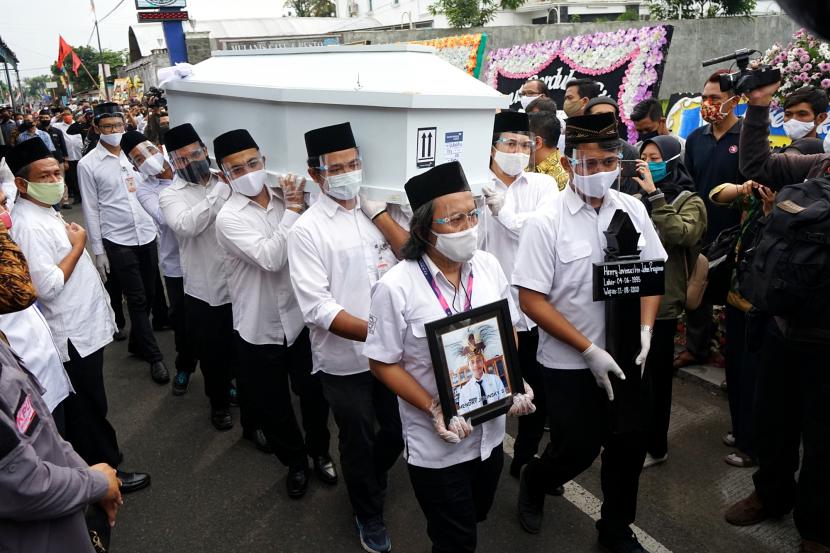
{"left": 495, "top": 138, "right": 535, "bottom": 153}
{"left": 517, "top": 91, "right": 541, "bottom": 98}
{"left": 568, "top": 153, "right": 622, "bottom": 173}
{"left": 434, "top": 208, "right": 480, "bottom": 229}
{"left": 170, "top": 147, "right": 207, "bottom": 168}
{"left": 99, "top": 122, "right": 125, "bottom": 133}
{"left": 318, "top": 157, "right": 362, "bottom": 176}
{"left": 224, "top": 157, "right": 264, "bottom": 179}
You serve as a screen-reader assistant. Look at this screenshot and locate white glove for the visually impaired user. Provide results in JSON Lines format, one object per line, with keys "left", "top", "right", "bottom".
{"left": 481, "top": 185, "right": 505, "bottom": 216}
{"left": 95, "top": 253, "right": 110, "bottom": 283}
{"left": 359, "top": 191, "right": 387, "bottom": 221}
{"left": 429, "top": 399, "right": 472, "bottom": 443}
{"left": 581, "top": 343, "right": 626, "bottom": 401}
{"left": 635, "top": 325, "right": 653, "bottom": 376}
{"left": 508, "top": 380, "right": 537, "bottom": 417}
{"left": 280, "top": 173, "right": 307, "bottom": 211}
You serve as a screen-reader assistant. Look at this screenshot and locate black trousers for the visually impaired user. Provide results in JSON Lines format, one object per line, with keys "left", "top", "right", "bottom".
{"left": 684, "top": 302, "right": 713, "bottom": 361}
{"left": 524, "top": 368, "right": 647, "bottom": 536}
{"left": 724, "top": 305, "right": 758, "bottom": 459}
{"left": 65, "top": 159, "right": 80, "bottom": 201}
{"left": 63, "top": 341, "right": 120, "bottom": 466}
{"left": 234, "top": 329, "right": 331, "bottom": 470}
{"left": 104, "top": 270, "right": 125, "bottom": 330}
{"left": 151, "top": 268, "right": 171, "bottom": 327}
{"left": 319, "top": 371, "right": 403, "bottom": 519}
{"left": 511, "top": 328, "right": 547, "bottom": 468}
{"left": 184, "top": 295, "right": 233, "bottom": 410}
{"left": 752, "top": 322, "right": 830, "bottom": 546}
{"left": 645, "top": 318, "right": 678, "bottom": 458}
{"left": 408, "top": 445, "right": 504, "bottom": 553}
{"left": 102, "top": 239, "right": 162, "bottom": 363}
{"left": 164, "top": 276, "right": 197, "bottom": 373}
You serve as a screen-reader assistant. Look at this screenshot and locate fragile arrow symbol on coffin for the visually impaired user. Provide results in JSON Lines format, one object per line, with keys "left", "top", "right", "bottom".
{"left": 427, "top": 133, "right": 433, "bottom": 156}
{"left": 421, "top": 133, "right": 427, "bottom": 158}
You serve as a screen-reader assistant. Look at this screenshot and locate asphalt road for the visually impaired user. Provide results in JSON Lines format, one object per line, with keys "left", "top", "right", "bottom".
{"left": 58, "top": 206, "right": 799, "bottom": 553}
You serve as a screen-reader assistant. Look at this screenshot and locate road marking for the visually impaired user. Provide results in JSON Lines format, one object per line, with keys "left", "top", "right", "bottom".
{"left": 503, "top": 433, "right": 673, "bottom": 553}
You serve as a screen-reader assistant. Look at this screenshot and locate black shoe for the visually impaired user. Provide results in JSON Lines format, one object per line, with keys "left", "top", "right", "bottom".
{"left": 313, "top": 455, "right": 338, "bottom": 485}
{"left": 286, "top": 467, "right": 309, "bottom": 499}
{"left": 112, "top": 328, "right": 127, "bottom": 342}
{"left": 116, "top": 470, "right": 151, "bottom": 494}
{"left": 597, "top": 528, "right": 647, "bottom": 553}
{"left": 152, "top": 320, "right": 173, "bottom": 331}
{"left": 150, "top": 361, "right": 170, "bottom": 384}
{"left": 242, "top": 428, "right": 272, "bottom": 453}
{"left": 210, "top": 408, "right": 233, "bottom": 431}
{"left": 518, "top": 467, "right": 544, "bottom": 534}
{"left": 171, "top": 370, "right": 190, "bottom": 396}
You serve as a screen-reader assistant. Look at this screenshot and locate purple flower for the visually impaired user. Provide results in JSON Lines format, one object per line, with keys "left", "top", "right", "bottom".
{"left": 822, "top": 79, "right": 830, "bottom": 89}
{"left": 800, "top": 53, "right": 811, "bottom": 63}
{"left": 803, "top": 63, "right": 813, "bottom": 71}
{"left": 799, "top": 72, "right": 810, "bottom": 81}
{"left": 820, "top": 62, "right": 830, "bottom": 73}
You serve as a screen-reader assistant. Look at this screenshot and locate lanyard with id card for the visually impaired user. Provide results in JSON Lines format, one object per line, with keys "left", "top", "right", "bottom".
{"left": 121, "top": 166, "right": 137, "bottom": 193}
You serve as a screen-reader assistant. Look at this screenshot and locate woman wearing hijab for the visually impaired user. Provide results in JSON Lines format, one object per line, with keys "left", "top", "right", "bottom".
{"left": 633, "top": 135, "right": 708, "bottom": 468}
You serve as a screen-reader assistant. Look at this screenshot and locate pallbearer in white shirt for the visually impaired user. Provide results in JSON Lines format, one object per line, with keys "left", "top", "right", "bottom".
{"left": 6, "top": 138, "right": 151, "bottom": 494}
{"left": 122, "top": 131, "right": 198, "bottom": 396}
{"left": 77, "top": 102, "right": 169, "bottom": 385}
{"left": 513, "top": 113, "right": 666, "bottom": 552}
{"left": 160, "top": 124, "right": 235, "bottom": 432}
{"left": 214, "top": 129, "right": 336, "bottom": 499}
{"left": 364, "top": 161, "right": 536, "bottom": 553}
{"left": 288, "top": 122, "right": 408, "bottom": 553}
{"left": 480, "top": 110, "right": 560, "bottom": 480}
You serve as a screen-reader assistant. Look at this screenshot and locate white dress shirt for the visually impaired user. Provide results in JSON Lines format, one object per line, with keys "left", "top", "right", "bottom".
{"left": 480, "top": 170, "right": 559, "bottom": 331}
{"left": 512, "top": 185, "right": 668, "bottom": 370}
{"left": 363, "top": 250, "right": 519, "bottom": 469}
{"left": 216, "top": 188, "right": 304, "bottom": 346}
{"left": 0, "top": 305, "right": 73, "bottom": 412}
{"left": 52, "top": 121, "right": 83, "bottom": 161}
{"left": 288, "top": 194, "right": 399, "bottom": 376}
{"left": 77, "top": 142, "right": 158, "bottom": 256}
{"left": 159, "top": 174, "right": 231, "bottom": 306}
{"left": 10, "top": 199, "right": 116, "bottom": 362}
{"left": 136, "top": 174, "right": 182, "bottom": 278}
{"left": 456, "top": 373, "right": 507, "bottom": 415}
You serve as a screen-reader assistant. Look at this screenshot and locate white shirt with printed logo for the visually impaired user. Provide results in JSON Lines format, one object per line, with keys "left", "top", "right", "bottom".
{"left": 363, "top": 250, "right": 519, "bottom": 469}
{"left": 512, "top": 185, "right": 668, "bottom": 370}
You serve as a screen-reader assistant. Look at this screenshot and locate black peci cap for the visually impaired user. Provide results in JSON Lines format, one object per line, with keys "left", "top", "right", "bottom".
{"left": 564, "top": 112, "right": 619, "bottom": 149}
{"left": 163, "top": 123, "right": 202, "bottom": 152}
{"left": 213, "top": 129, "right": 259, "bottom": 166}
{"left": 493, "top": 111, "right": 529, "bottom": 134}
{"left": 304, "top": 122, "right": 357, "bottom": 158}
{"left": 404, "top": 161, "right": 471, "bottom": 212}
{"left": 120, "top": 131, "right": 150, "bottom": 158}
{"left": 6, "top": 138, "right": 53, "bottom": 176}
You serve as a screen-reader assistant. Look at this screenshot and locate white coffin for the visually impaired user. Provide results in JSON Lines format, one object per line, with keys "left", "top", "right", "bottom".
{"left": 163, "top": 44, "right": 509, "bottom": 203}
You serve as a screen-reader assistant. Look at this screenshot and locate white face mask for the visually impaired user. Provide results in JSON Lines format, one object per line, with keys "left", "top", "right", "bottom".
{"left": 138, "top": 152, "right": 165, "bottom": 177}
{"left": 325, "top": 169, "right": 362, "bottom": 201}
{"left": 519, "top": 94, "right": 540, "bottom": 110}
{"left": 228, "top": 169, "right": 266, "bottom": 197}
{"left": 100, "top": 132, "right": 124, "bottom": 147}
{"left": 493, "top": 150, "right": 530, "bottom": 177}
{"left": 783, "top": 118, "right": 816, "bottom": 140}
{"left": 432, "top": 225, "right": 478, "bottom": 263}
{"left": 572, "top": 167, "right": 620, "bottom": 199}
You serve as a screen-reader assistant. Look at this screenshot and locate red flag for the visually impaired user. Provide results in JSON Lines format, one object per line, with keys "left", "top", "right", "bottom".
{"left": 57, "top": 36, "right": 73, "bottom": 69}
{"left": 71, "top": 51, "right": 82, "bottom": 76}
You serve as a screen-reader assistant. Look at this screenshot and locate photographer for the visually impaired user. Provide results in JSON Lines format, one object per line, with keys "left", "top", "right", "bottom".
{"left": 723, "top": 78, "right": 830, "bottom": 553}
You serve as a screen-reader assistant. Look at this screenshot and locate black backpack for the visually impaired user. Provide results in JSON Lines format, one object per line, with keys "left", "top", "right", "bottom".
{"left": 739, "top": 176, "right": 830, "bottom": 326}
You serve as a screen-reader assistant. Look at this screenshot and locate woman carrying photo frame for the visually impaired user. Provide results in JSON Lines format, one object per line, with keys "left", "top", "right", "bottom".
{"left": 364, "top": 162, "right": 536, "bottom": 553}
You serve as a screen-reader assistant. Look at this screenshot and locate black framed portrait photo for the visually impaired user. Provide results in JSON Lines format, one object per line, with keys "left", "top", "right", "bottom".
{"left": 424, "top": 299, "right": 523, "bottom": 426}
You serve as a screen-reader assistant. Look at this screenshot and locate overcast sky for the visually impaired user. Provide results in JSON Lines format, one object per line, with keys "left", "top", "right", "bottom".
{"left": 4, "top": 0, "right": 288, "bottom": 80}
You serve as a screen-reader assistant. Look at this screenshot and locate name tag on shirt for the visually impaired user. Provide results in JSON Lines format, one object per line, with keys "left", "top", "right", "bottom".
{"left": 121, "top": 167, "right": 137, "bottom": 193}
{"left": 15, "top": 392, "right": 39, "bottom": 436}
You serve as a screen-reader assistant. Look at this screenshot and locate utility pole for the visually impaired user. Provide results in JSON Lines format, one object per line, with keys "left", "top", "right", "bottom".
{"left": 90, "top": 0, "right": 110, "bottom": 100}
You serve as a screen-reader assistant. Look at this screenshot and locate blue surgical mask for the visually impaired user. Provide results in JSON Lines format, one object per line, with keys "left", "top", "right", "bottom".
{"left": 648, "top": 161, "right": 668, "bottom": 183}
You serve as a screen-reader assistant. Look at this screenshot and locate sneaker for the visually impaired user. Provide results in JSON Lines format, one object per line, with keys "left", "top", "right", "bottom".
{"left": 725, "top": 451, "right": 756, "bottom": 468}
{"left": 598, "top": 529, "right": 647, "bottom": 553}
{"left": 642, "top": 453, "right": 667, "bottom": 468}
{"left": 354, "top": 515, "right": 391, "bottom": 553}
{"left": 722, "top": 432, "right": 736, "bottom": 447}
{"left": 172, "top": 371, "right": 190, "bottom": 396}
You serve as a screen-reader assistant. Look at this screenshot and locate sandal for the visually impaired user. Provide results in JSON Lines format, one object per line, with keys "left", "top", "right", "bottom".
{"left": 725, "top": 451, "right": 756, "bottom": 468}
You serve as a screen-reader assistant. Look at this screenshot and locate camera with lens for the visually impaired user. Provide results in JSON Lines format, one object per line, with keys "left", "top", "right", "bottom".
{"left": 143, "top": 87, "right": 167, "bottom": 109}
{"left": 701, "top": 48, "right": 781, "bottom": 96}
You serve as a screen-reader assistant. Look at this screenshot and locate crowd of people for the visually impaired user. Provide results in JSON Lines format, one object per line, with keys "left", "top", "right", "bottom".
{"left": 0, "top": 68, "right": 828, "bottom": 553}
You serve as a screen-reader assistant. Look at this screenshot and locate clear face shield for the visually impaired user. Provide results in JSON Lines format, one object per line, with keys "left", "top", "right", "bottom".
{"left": 565, "top": 143, "right": 623, "bottom": 203}
{"left": 168, "top": 142, "right": 213, "bottom": 185}
{"left": 491, "top": 131, "right": 536, "bottom": 177}
{"left": 220, "top": 150, "right": 267, "bottom": 197}
{"left": 128, "top": 141, "right": 166, "bottom": 177}
{"left": 317, "top": 149, "right": 363, "bottom": 201}
{"left": 430, "top": 191, "right": 480, "bottom": 263}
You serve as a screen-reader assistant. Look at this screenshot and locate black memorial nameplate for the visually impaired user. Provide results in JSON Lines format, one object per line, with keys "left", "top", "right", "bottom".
{"left": 592, "top": 259, "right": 665, "bottom": 302}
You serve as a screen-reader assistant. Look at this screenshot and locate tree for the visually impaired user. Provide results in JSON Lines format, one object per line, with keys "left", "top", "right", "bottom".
{"left": 648, "top": 0, "right": 755, "bottom": 19}
{"left": 428, "top": 0, "right": 524, "bottom": 28}
{"left": 50, "top": 45, "right": 127, "bottom": 93}
{"left": 284, "top": 0, "right": 335, "bottom": 17}
{"left": 24, "top": 75, "right": 53, "bottom": 99}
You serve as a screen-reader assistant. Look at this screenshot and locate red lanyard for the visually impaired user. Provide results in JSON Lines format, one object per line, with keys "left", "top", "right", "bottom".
{"left": 417, "top": 258, "right": 473, "bottom": 317}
